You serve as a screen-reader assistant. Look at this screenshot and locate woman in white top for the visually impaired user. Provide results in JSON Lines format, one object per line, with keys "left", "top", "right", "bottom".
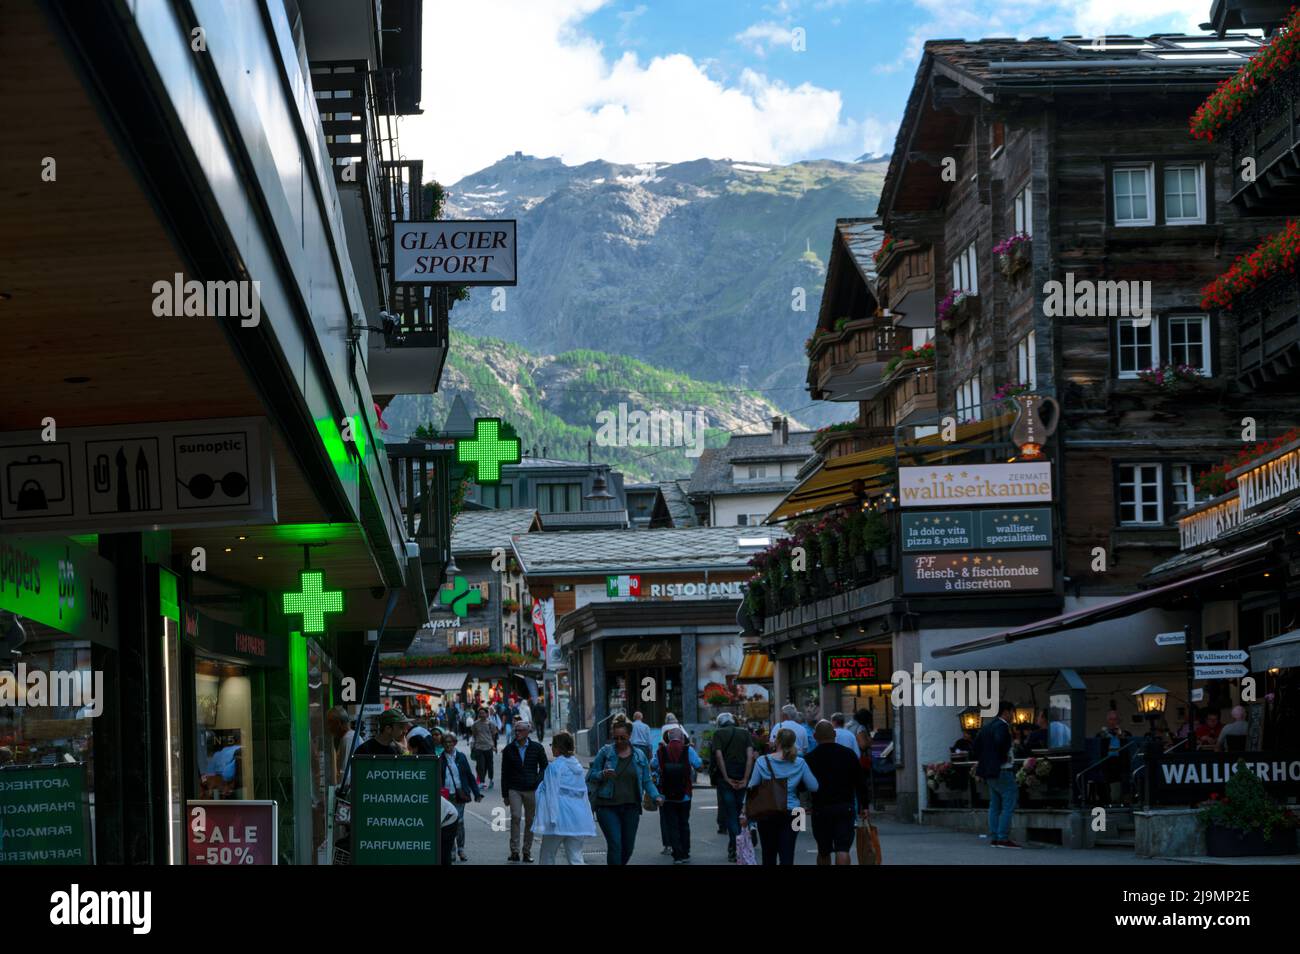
{"left": 531, "top": 730, "right": 597, "bottom": 864}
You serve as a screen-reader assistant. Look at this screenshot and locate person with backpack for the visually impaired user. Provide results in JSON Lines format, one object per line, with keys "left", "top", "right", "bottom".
{"left": 651, "top": 725, "right": 703, "bottom": 864}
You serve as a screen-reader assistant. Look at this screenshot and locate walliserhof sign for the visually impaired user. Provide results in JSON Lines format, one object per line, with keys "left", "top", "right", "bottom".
{"left": 1177, "top": 436, "right": 1300, "bottom": 551}
{"left": 392, "top": 220, "right": 517, "bottom": 286}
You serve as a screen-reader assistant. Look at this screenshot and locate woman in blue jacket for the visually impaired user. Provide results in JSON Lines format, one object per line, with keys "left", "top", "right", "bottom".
{"left": 747, "top": 727, "right": 818, "bottom": 865}
{"left": 587, "top": 715, "right": 663, "bottom": 864}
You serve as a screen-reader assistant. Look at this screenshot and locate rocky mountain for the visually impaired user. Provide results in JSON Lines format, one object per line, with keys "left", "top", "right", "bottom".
{"left": 383, "top": 330, "right": 800, "bottom": 482}
{"left": 441, "top": 153, "right": 887, "bottom": 427}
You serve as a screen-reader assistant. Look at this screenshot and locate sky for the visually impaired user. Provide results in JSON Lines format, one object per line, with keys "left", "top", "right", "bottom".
{"left": 404, "top": 0, "right": 1209, "bottom": 185}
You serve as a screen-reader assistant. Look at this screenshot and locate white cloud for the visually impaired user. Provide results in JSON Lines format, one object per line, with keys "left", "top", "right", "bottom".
{"left": 735, "top": 21, "right": 797, "bottom": 55}
{"left": 403, "top": 0, "right": 872, "bottom": 183}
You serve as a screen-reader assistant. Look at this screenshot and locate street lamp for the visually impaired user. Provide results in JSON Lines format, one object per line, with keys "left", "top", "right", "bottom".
{"left": 1014, "top": 704, "right": 1035, "bottom": 727}
{"left": 584, "top": 467, "right": 616, "bottom": 502}
{"left": 959, "top": 708, "right": 982, "bottom": 732}
{"left": 1132, "top": 684, "right": 1168, "bottom": 716}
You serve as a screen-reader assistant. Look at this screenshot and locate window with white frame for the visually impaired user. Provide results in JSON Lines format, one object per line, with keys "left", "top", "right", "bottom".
{"left": 1167, "top": 314, "right": 1211, "bottom": 375}
{"left": 737, "top": 513, "right": 766, "bottom": 527}
{"left": 1163, "top": 164, "right": 1205, "bottom": 224}
{"left": 1117, "top": 318, "right": 1158, "bottom": 378}
{"left": 951, "top": 241, "right": 978, "bottom": 295}
{"left": 1169, "top": 464, "right": 1205, "bottom": 515}
{"left": 912, "top": 327, "right": 934, "bottom": 349}
{"left": 1016, "top": 332, "right": 1038, "bottom": 389}
{"left": 956, "top": 375, "right": 982, "bottom": 421}
{"left": 1113, "top": 164, "right": 1155, "bottom": 226}
{"left": 1014, "top": 186, "right": 1033, "bottom": 237}
{"left": 1118, "top": 463, "right": 1163, "bottom": 525}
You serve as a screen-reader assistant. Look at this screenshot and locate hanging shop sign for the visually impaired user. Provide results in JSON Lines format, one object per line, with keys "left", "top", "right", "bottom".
{"left": 1010, "top": 395, "right": 1059, "bottom": 459}
{"left": 0, "top": 762, "right": 91, "bottom": 865}
{"left": 0, "top": 417, "right": 276, "bottom": 535}
{"left": 282, "top": 570, "right": 345, "bottom": 636}
{"left": 898, "top": 462, "right": 1051, "bottom": 508}
{"left": 1148, "top": 751, "right": 1300, "bottom": 803}
{"left": 392, "top": 220, "right": 517, "bottom": 286}
{"left": 350, "top": 755, "right": 442, "bottom": 865}
{"left": 901, "top": 549, "right": 1054, "bottom": 595}
{"left": 186, "top": 800, "right": 278, "bottom": 865}
{"left": 455, "top": 418, "right": 521, "bottom": 484}
{"left": 900, "top": 508, "right": 1052, "bottom": 552}
{"left": 0, "top": 536, "right": 118, "bottom": 647}
{"left": 180, "top": 604, "right": 286, "bottom": 667}
{"left": 825, "top": 653, "right": 879, "bottom": 682}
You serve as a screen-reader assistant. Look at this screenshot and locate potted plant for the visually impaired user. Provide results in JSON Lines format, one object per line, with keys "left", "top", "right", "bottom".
{"left": 502, "top": 598, "right": 520, "bottom": 614}
{"left": 844, "top": 512, "right": 870, "bottom": 576}
{"left": 993, "top": 233, "right": 1031, "bottom": 281}
{"left": 862, "top": 510, "right": 891, "bottom": 570}
{"left": 819, "top": 527, "right": 840, "bottom": 584}
{"left": 937, "top": 289, "right": 977, "bottom": 333}
{"left": 1199, "top": 763, "right": 1299, "bottom": 857}
{"left": 1137, "top": 363, "right": 1206, "bottom": 393}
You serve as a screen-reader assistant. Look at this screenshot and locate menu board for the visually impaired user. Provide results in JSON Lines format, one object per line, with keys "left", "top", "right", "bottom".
{"left": 0, "top": 762, "right": 91, "bottom": 864}
{"left": 350, "top": 756, "right": 442, "bottom": 865}
{"left": 901, "top": 549, "right": 1054, "bottom": 595}
{"left": 901, "top": 508, "right": 1051, "bottom": 551}
{"left": 186, "top": 800, "right": 278, "bottom": 864}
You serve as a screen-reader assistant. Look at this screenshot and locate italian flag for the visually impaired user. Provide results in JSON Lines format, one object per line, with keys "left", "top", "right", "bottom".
{"left": 606, "top": 575, "right": 641, "bottom": 597}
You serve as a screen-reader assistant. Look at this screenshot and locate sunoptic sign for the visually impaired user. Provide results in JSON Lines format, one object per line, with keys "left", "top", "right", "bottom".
{"left": 898, "top": 463, "right": 1052, "bottom": 508}
{"left": 392, "top": 220, "right": 517, "bottom": 286}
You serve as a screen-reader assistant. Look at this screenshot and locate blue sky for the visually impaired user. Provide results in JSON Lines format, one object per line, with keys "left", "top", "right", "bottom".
{"left": 406, "top": 1, "right": 1208, "bottom": 184}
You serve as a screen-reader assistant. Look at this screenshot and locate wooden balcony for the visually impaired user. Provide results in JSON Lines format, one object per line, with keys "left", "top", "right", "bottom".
{"left": 1237, "top": 271, "right": 1300, "bottom": 389}
{"left": 884, "top": 361, "right": 938, "bottom": 425}
{"left": 1226, "top": 63, "right": 1300, "bottom": 215}
{"left": 811, "top": 424, "right": 895, "bottom": 460}
{"left": 808, "top": 318, "right": 899, "bottom": 402}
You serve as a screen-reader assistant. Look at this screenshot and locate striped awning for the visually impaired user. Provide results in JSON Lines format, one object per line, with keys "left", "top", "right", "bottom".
{"left": 764, "top": 413, "right": 1015, "bottom": 523}
{"left": 738, "top": 653, "right": 775, "bottom": 680}
{"left": 380, "top": 671, "right": 469, "bottom": 695}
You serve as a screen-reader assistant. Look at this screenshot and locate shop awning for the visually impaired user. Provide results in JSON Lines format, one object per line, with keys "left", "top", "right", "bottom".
{"left": 1251, "top": 630, "right": 1300, "bottom": 671}
{"left": 933, "top": 563, "right": 1257, "bottom": 659}
{"left": 765, "top": 413, "right": 1015, "bottom": 523}
{"left": 739, "top": 653, "right": 775, "bottom": 679}
{"left": 380, "top": 671, "right": 469, "bottom": 695}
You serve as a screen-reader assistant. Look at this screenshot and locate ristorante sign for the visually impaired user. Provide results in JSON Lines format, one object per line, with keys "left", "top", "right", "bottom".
{"left": 899, "top": 463, "right": 1052, "bottom": 508}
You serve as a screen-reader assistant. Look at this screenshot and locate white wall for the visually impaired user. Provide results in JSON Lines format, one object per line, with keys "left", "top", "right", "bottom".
{"left": 713, "top": 493, "right": 787, "bottom": 527}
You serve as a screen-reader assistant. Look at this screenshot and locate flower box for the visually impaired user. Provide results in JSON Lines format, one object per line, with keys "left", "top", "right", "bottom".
{"left": 1191, "top": 8, "right": 1300, "bottom": 143}
{"left": 994, "top": 234, "right": 1031, "bottom": 281}
{"left": 938, "top": 291, "right": 977, "bottom": 333}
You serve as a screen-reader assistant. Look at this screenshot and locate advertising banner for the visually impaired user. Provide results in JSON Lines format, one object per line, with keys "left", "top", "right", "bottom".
{"left": 186, "top": 800, "right": 278, "bottom": 865}
{"left": 350, "top": 755, "right": 442, "bottom": 865}
{"left": 901, "top": 549, "right": 1054, "bottom": 595}
{"left": 900, "top": 508, "right": 1052, "bottom": 551}
{"left": 0, "top": 535, "right": 118, "bottom": 647}
{"left": 0, "top": 762, "right": 91, "bottom": 864}
{"left": 899, "top": 462, "right": 1052, "bottom": 508}
{"left": 1149, "top": 751, "right": 1300, "bottom": 803}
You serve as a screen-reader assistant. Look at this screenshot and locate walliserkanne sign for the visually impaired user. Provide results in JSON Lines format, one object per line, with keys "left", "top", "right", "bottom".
{"left": 1178, "top": 437, "right": 1300, "bottom": 551}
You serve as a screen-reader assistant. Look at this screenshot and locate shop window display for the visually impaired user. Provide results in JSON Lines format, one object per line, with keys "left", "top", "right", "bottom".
{"left": 194, "top": 658, "right": 255, "bottom": 800}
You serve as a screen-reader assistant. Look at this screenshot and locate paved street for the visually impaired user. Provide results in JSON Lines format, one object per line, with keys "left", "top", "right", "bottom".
{"left": 451, "top": 747, "right": 1178, "bottom": 866}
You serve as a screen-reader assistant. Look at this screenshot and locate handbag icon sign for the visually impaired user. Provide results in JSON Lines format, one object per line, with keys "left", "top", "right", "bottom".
{"left": 7, "top": 455, "right": 67, "bottom": 512}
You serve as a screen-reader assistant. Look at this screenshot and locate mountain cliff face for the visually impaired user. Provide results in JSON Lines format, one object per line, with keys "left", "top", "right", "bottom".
{"left": 442, "top": 153, "right": 886, "bottom": 424}
{"left": 383, "top": 331, "right": 797, "bottom": 482}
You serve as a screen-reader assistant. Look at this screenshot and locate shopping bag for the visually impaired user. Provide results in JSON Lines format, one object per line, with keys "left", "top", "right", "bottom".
{"left": 735, "top": 816, "right": 758, "bottom": 865}
{"left": 744, "top": 756, "right": 788, "bottom": 821}
{"left": 856, "top": 813, "right": 881, "bottom": 865}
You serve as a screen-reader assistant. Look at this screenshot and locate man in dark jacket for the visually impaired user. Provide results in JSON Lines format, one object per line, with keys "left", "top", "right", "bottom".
{"left": 971, "top": 701, "right": 1020, "bottom": 849}
{"left": 532, "top": 697, "right": 548, "bottom": 741}
{"left": 500, "top": 720, "right": 548, "bottom": 862}
{"left": 805, "top": 721, "right": 871, "bottom": 865}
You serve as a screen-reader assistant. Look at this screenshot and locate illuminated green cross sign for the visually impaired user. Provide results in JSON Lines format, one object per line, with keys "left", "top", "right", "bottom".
{"left": 456, "top": 417, "right": 521, "bottom": 484}
{"left": 283, "top": 570, "right": 344, "bottom": 634}
{"left": 438, "top": 576, "right": 483, "bottom": 616}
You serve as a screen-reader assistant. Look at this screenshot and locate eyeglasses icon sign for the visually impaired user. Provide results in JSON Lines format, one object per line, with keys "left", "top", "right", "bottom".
{"left": 178, "top": 472, "right": 248, "bottom": 500}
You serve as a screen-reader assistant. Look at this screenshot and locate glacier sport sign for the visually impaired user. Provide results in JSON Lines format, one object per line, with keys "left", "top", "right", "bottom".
{"left": 392, "top": 220, "right": 517, "bottom": 286}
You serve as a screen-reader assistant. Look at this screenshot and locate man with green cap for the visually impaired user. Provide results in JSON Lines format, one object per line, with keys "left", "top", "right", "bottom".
{"left": 355, "top": 707, "right": 410, "bottom": 757}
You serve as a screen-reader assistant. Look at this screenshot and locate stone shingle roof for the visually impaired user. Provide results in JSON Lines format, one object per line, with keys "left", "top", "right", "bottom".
{"left": 451, "top": 507, "right": 540, "bottom": 556}
{"left": 511, "top": 525, "right": 786, "bottom": 576}
{"left": 661, "top": 480, "right": 697, "bottom": 527}
{"left": 686, "top": 431, "right": 815, "bottom": 498}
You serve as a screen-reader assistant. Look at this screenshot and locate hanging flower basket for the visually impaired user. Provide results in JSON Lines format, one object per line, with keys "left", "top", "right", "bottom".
{"left": 1200, "top": 220, "right": 1300, "bottom": 312}
{"left": 1190, "top": 8, "right": 1300, "bottom": 142}
{"left": 938, "top": 290, "right": 977, "bottom": 333}
{"left": 994, "top": 233, "right": 1031, "bottom": 281}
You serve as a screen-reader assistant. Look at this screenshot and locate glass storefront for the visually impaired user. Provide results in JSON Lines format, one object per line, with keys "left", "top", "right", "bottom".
{"left": 194, "top": 657, "right": 256, "bottom": 801}
{"left": 604, "top": 637, "right": 682, "bottom": 727}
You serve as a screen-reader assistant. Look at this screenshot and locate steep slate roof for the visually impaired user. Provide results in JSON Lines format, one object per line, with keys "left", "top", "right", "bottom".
{"left": 511, "top": 524, "right": 786, "bottom": 576}
{"left": 451, "top": 507, "right": 540, "bottom": 556}
{"left": 687, "top": 431, "right": 815, "bottom": 498}
{"left": 660, "top": 480, "right": 697, "bottom": 527}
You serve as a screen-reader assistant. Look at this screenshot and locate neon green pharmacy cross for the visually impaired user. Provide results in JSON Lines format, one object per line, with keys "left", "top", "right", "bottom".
{"left": 283, "top": 570, "right": 344, "bottom": 634}
{"left": 456, "top": 418, "right": 521, "bottom": 483}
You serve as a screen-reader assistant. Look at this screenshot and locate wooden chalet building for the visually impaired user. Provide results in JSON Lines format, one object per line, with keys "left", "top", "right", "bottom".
{"left": 752, "top": 28, "right": 1300, "bottom": 845}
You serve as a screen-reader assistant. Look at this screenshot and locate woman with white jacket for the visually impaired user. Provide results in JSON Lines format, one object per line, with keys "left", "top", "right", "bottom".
{"left": 531, "top": 731, "right": 597, "bottom": 864}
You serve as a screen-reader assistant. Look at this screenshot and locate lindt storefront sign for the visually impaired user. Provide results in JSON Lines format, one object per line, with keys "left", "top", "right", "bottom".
{"left": 1178, "top": 438, "right": 1300, "bottom": 551}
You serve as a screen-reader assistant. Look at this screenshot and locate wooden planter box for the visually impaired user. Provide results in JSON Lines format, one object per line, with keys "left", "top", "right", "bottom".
{"left": 997, "top": 243, "right": 1031, "bottom": 281}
